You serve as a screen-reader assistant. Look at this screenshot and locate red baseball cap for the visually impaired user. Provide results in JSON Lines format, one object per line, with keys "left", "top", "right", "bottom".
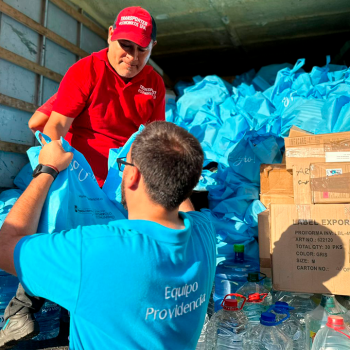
{"left": 111, "top": 7, "right": 157, "bottom": 48}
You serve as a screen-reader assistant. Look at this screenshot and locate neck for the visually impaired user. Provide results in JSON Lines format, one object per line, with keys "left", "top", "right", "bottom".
{"left": 128, "top": 201, "right": 184, "bottom": 230}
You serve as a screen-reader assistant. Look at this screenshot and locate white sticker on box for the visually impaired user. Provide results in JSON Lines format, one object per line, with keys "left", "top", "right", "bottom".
{"left": 326, "top": 169, "right": 343, "bottom": 176}
{"left": 325, "top": 152, "right": 350, "bottom": 162}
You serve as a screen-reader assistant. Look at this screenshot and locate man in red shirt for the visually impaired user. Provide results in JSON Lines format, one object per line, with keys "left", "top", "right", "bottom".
{"left": 29, "top": 6, "right": 165, "bottom": 187}
{"left": 1, "top": 7, "right": 194, "bottom": 348}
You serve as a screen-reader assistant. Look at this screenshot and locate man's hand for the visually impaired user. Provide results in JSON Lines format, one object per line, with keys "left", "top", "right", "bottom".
{"left": 39, "top": 140, "right": 73, "bottom": 172}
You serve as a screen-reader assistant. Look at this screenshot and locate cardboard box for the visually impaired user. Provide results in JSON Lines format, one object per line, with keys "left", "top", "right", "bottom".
{"left": 286, "top": 130, "right": 350, "bottom": 204}
{"left": 310, "top": 162, "right": 350, "bottom": 204}
{"left": 260, "top": 164, "right": 294, "bottom": 208}
{"left": 288, "top": 126, "right": 313, "bottom": 138}
{"left": 260, "top": 164, "right": 294, "bottom": 195}
{"left": 270, "top": 204, "right": 350, "bottom": 295}
{"left": 281, "top": 152, "right": 286, "bottom": 164}
{"left": 258, "top": 210, "right": 271, "bottom": 278}
{"left": 292, "top": 165, "right": 313, "bottom": 204}
{"left": 285, "top": 130, "right": 350, "bottom": 170}
{"left": 260, "top": 194, "right": 295, "bottom": 208}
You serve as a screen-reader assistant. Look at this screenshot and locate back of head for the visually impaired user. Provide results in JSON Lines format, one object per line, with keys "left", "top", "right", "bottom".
{"left": 131, "top": 121, "right": 204, "bottom": 211}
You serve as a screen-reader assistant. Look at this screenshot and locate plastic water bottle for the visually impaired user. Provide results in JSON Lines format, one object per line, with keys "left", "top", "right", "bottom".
{"left": 196, "top": 314, "right": 209, "bottom": 350}
{"left": 269, "top": 301, "right": 305, "bottom": 350}
{"left": 311, "top": 316, "right": 350, "bottom": 350}
{"left": 305, "top": 294, "right": 350, "bottom": 349}
{"left": 33, "top": 301, "right": 61, "bottom": 341}
{"left": 206, "top": 293, "right": 248, "bottom": 350}
{"left": 243, "top": 311, "right": 293, "bottom": 350}
{"left": 196, "top": 284, "right": 215, "bottom": 349}
{"left": 0, "top": 270, "right": 19, "bottom": 330}
{"left": 337, "top": 296, "right": 350, "bottom": 310}
{"left": 279, "top": 293, "right": 317, "bottom": 326}
{"left": 214, "top": 245, "right": 259, "bottom": 311}
{"left": 236, "top": 272, "right": 272, "bottom": 325}
{"left": 207, "top": 284, "right": 215, "bottom": 319}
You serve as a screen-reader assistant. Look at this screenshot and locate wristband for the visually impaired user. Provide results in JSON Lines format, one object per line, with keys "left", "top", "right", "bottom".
{"left": 33, "top": 164, "right": 59, "bottom": 180}
{"left": 44, "top": 164, "right": 60, "bottom": 174}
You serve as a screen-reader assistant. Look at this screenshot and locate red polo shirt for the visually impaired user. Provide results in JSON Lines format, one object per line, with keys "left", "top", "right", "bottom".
{"left": 37, "top": 48, "right": 165, "bottom": 186}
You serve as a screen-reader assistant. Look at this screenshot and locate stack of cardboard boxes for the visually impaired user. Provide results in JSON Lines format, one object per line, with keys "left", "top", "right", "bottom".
{"left": 259, "top": 127, "right": 350, "bottom": 295}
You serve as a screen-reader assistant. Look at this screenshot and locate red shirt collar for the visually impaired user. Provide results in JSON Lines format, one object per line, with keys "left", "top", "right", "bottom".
{"left": 92, "top": 48, "right": 153, "bottom": 85}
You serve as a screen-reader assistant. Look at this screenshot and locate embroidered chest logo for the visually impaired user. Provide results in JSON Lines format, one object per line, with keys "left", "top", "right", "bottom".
{"left": 138, "top": 85, "right": 157, "bottom": 99}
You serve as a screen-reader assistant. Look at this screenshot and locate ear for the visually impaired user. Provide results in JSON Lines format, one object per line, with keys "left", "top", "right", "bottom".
{"left": 125, "top": 166, "right": 141, "bottom": 191}
{"left": 152, "top": 40, "right": 157, "bottom": 49}
{"left": 108, "top": 26, "right": 114, "bottom": 44}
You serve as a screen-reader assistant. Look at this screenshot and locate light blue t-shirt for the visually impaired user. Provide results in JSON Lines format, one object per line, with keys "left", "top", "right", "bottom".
{"left": 14, "top": 211, "right": 216, "bottom": 350}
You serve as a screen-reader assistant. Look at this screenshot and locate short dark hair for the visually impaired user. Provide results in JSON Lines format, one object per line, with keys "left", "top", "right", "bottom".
{"left": 131, "top": 121, "right": 204, "bottom": 211}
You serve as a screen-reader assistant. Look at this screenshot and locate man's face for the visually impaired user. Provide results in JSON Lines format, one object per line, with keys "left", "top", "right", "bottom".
{"left": 107, "top": 29, "right": 156, "bottom": 79}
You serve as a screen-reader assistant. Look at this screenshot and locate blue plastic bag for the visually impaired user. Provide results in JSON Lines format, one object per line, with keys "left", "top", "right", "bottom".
{"left": 27, "top": 132, "right": 125, "bottom": 233}
{"left": 166, "top": 57, "right": 350, "bottom": 265}
{"left": 200, "top": 209, "right": 260, "bottom": 264}
{"left": 0, "top": 189, "right": 23, "bottom": 228}
{"left": 13, "top": 163, "right": 32, "bottom": 190}
{"left": 227, "top": 132, "right": 283, "bottom": 184}
{"left": 102, "top": 125, "right": 145, "bottom": 216}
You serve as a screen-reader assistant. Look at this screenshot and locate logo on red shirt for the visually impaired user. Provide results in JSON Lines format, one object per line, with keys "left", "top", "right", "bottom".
{"left": 138, "top": 85, "right": 157, "bottom": 99}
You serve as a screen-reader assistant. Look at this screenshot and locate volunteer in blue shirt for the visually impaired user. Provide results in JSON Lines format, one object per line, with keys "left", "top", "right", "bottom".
{"left": 0, "top": 121, "right": 216, "bottom": 350}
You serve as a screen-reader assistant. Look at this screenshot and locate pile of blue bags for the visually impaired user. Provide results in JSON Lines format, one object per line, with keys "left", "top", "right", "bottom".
{"left": 167, "top": 57, "right": 350, "bottom": 264}
{"left": 1, "top": 57, "right": 350, "bottom": 267}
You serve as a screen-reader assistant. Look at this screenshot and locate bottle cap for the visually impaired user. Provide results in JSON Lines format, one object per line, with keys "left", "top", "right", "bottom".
{"left": 272, "top": 301, "right": 294, "bottom": 314}
{"left": 247, "top": 293, "right": 268, "bottom": 303}
{"left": 326, "top": 316, "right": 345, "bottom": 329}
{"left": 221, "top": 293, "right": 246, "bottom": 311}
{"left": 321, "top": 294, "right": 335, "bottom": 308}
{"left": 223, "top": 298, "right": 238, "bottom": 310}
{"left": 260, "top": 312, "right": 277, "bottom": 326}
{"left": 247, "top": 272, "right": 259, "bottom": 282}
{"left": 234, "top": 244, "right": 245, "bottom": 253}
{"left": 326, "top": 298, "right": 335, "bottom": 308}
{"left": 274, "top": 301, "right": 289, "bottom": 309}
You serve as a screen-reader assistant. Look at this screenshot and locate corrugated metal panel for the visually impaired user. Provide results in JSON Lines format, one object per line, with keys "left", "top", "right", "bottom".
{"left": 0, "top": 60, "right": 37, "bottom": 104}
{"left": 0, "top": 151, "right": 28, "bottom": 188}
{"left": 47, "top": 1, "right": 78, "bottom": 45}
{"left": 0, "top": 105, "right": 34, "bottom": 145}
{"left": 42, "top": 77, "right": 59, "bottom": 104}
{"left": 44, "top": 39, "right": 77, "bottom": 75}
{"left": 0, "top": 0, "right": 106, "bottom": 189}
{"left": 3, "top": 0, "right": 42, "bottom": 23}
{"left": 0, "top": 15, "right": 40, "bottom": 62}
{"left": 81, "top": 25, "right": 106, "bottom": 53}
{"left": 66, "top": 0, "right": 350, "bottom": 55}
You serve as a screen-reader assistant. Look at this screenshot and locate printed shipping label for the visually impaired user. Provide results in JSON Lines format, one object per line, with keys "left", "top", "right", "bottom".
{"left": 326, "top": 168, "right": 343, "bottom": 176}
{"left": 325, "top": 152, "right": 350, "bottom": 162}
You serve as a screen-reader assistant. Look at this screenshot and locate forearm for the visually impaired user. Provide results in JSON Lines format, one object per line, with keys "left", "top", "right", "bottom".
{"left": 42, "top": 112, "right": 74, "bottom": 140}
{"left": 4, "top": 174, "right": 53, "bottom": 235}
{"left": 28, "top": 111, "right": 50, "bottom": 134}
{"left": 0, "top": 174, "right": 53, "bottom": 274}
{"left": 43, "top": 122, "right": 67, "bottom": 140}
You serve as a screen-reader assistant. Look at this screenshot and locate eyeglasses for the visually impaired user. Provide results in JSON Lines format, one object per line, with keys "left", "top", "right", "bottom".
{"left": 116, "top": 157, "right": 135, "bottom": 172}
